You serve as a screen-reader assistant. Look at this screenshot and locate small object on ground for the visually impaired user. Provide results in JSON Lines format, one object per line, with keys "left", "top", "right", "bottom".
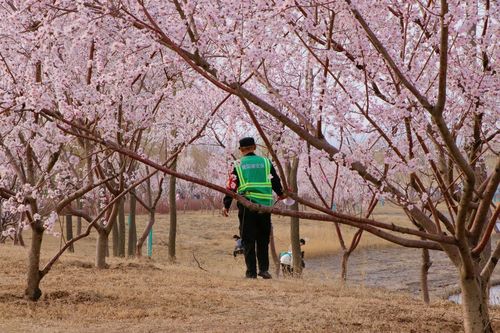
{"left": 283, "top": 198, "right": 295, "bottom": 206}
{"left": 279, "top": 251, "right": 293, "bottom": 275}
{"left": 280, "top": 239, "right": 306, "bottom": 276}
{"left": 233, "top": 235, "right": 245, "bottom": 257}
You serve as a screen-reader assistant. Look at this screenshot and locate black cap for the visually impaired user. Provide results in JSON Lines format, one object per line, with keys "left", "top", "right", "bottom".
{"left": 239, "top": 137, "right": 256, "bottom": 148}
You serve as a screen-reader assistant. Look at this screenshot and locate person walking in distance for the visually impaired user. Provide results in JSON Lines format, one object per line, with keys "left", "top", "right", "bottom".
{"left": 222, "top": 137, "right": 285, "bottom": 279}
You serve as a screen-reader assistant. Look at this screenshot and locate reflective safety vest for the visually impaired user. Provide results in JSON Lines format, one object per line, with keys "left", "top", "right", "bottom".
{"left": 235, "top": 155, "right": 273, "bottom": 206}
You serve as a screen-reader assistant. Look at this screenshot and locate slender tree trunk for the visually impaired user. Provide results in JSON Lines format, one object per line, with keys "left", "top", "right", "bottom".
{"left": 85, "top": 141, "right": 97, "bottom": 216}
{"left": 76, "top": 199, "right": 82, "bottom": 236}
{"left": 65, "top": 215, "right": 74, "bottom": 253}
{"left": 127, "top": 192, "right": 137, "bottom": 257}
{"left": 25, "top": 225, "right": 43, "bottom": 301}
{"left": 0, "top": 203, "right": 3, "bottom": 244}
{"left": 287, "top": 158, "right": 302, "bottom": 276}
{"left": 290, "top": 208, "right": 301, "bottom": 276}
{"left": 341, "top": 251, "right": 350, "bottom": 281}
{"left": 14, "top": 231, "right": 24, "bottom": 246}
{"left": 421, "top": 248, "right": 431, "bottom": 304}
{"left": 96, "top": 230, "right": 109, "bottom": 269}
{"left": 168, "top": 159, "right": 177, "bottom": 261}
{"left": 106, "top": 236, "right": 109, "bottom": 257}
{"left": 460, "top": 275, "right": 492, "bottom": 333}
{"left": 136, "top": 208, "right": 155, "bottom": 257}
{"left": 14, "top": 217, "right": 25, "bottom": 246}
{"left": 340, "top": 229, "right": 364, "bottom": 281}
{"left": 112, "top": 216, "right": 119, "bottom": 256}
{"left": 118, "top": 197, "right": 125, "bottom": 257}
{"left": 269, "top": 226, "right": 281, "bottom": 277}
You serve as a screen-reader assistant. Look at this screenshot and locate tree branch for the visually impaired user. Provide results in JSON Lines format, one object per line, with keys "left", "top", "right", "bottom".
{"left": 344, "top": 0, "right": 434, "bottom": 112}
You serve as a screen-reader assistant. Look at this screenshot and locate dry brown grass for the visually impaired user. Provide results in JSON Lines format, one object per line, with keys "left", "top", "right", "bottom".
{"left": 1, "top": 207, "right": 498, "bottom": 332}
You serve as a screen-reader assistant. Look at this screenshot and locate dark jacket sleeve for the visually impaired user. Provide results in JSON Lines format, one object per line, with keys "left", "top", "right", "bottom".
{"left": 270, "top": 164, "right": 284, "bottom": 196}
{"left": 223, "top": 168, "right": 238, "bottom": 209}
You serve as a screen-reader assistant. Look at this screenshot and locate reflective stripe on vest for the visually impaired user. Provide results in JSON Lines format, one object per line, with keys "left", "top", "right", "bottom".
{"left": 235, "top": 155, "right": 273, "bottom": 206}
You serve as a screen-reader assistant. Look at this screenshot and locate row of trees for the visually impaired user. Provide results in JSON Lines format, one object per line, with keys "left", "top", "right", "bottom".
{"left": 0, "top": 1, "right": 498, "bottom": 332}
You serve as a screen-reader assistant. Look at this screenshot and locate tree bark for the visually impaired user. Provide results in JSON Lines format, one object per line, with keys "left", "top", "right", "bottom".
{"left": 421, "top": 248, "right": 431, "bottom": 304}
{"left": 14, "top": 217, "right": 25, "bottom": 246}
{"left": 118, "top": 197, "right": 125, "bottom": 257}
{"left": 96, "top": 230, "right": 109, "bottom": 269}
{"left": 65, "top": 215, "right": 74, "bottom": 253}
{"left": 460, "top": 275, "right": 492, "bottom": 333}
{"left": 168, "top": 160, "right": 177, "bottom": 261}
{"left": 341, "top": 251, "right": 350, "bottom": 281}
{"left": 269, "top": 226, "right": 281, "bottom": 277}
{"left": 287, "top": 158, "right": 302, "bottom": 276}
{"left": 112, "top": 216, "right": 119, "bottom": 256}
{"left": 25, "top": 225, "right": 43, "bottom": 301}
{"left": 136, "top": 208, "right": 155, "bottom": 257}
{"left": 127, "top": 192, "right": 137, "bottom": 257}
{"left": 290, "top": 209, "right": 302, "bottom": 275}
{"left": 85, "top": 141, "right": 97, "bottom": 216}
{"left": 460, "top": 164, "right": 492, "bottom": 332}
{"left": 76, "top": 199, "right": 82, "bottom": 236}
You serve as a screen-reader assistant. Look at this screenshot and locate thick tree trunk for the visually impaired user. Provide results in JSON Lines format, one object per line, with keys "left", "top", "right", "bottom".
{"left": 168, "top": 160, "right": 177, "bottom": 261}
{"left": 421, "top": 248, "right": 431, "bottom": 304}
{"left": 127, "top": 192, "right": 137, "bottom": 257}
{"left": 118, "top": 197, "right": 126, "bottom": 257}
{"left": 96, "top": 230, "right": 109, "bottom": 269}
{"left": 65, "top": 215, "right": 74, "bottom": 253}
{"left": 25, "top": 226, "right": 43, "bottom": 301}
{"left": 136, "top": 208, "right": 155, "bottom": 257}
{"left": 460, "top": 275, "right": 492, "bottom": 333}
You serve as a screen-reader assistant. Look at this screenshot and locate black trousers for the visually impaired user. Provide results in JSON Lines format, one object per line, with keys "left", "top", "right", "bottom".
{"left": 237, "top": 203, "right": 271, "bottom": 277}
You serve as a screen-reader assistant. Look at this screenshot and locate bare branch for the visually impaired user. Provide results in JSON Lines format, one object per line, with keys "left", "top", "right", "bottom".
{"left": 344, "top": 0, "right": 434, "bottom": 112}
{"left": 481, "top": 240, "right": 500, "bottom": 282}
{"left": 470, "top": 157, "right": 500, "bottom": 240}
{"left": 434, "top": 0, "right": 449, "bottom": 116}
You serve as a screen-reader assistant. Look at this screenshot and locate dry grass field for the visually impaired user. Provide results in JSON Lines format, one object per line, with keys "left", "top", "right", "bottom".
{"left": 1, "top": 205, "right": 499, "bottom": 332}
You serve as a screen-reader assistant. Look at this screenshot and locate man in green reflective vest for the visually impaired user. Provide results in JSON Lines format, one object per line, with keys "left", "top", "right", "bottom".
{"left": 223, "top": 137, "right": 285, "bottom": 279}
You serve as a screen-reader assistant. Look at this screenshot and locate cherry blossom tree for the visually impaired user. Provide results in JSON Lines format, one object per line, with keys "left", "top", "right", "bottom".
{"left": 1, "top": 1, "right": 498, "bottom": 332}
{"left": 103, "top": 1, "right": 498, "bottom": 331}
{"left": 0, "top": 0, "right": 177, "bottom": 297}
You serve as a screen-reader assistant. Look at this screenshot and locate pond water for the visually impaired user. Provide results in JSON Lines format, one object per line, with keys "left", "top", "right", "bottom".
{"left": 305, "top": 245, "right": 500, "bottom": 301}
